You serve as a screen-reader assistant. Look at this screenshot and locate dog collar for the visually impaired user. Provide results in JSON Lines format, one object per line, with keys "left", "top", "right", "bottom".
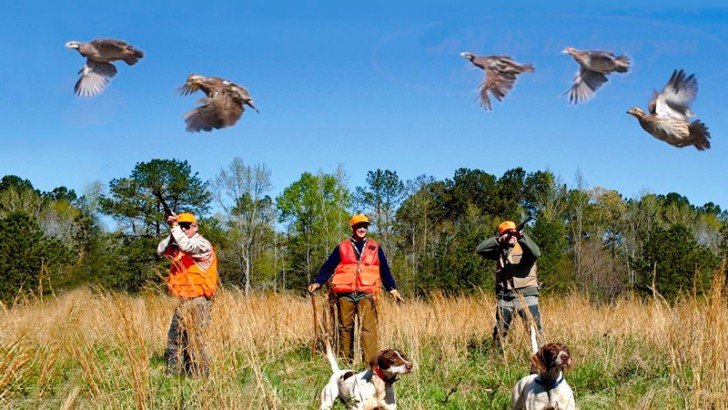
{"left": 374, "top": 367, "right": 398, "bottom": 384}
{"left": 535, "top": 375, "right": 564, "bottom": 390}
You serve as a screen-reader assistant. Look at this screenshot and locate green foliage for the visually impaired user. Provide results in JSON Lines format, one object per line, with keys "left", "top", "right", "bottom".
{"left": 0, "top": 212, "right": 72, "bottom": 302}
{"left": 531, "top": 218, "right": 574, "bottom": 294}
{"left": 634, "top": 224, "right": 719, "bottom": 300}
{"left": 100, "top": 159, "right": 211, "bottom": 236}
{"left": 276, "top": 170, "right": 351, "bottom": 290}
{"left": 354, "top": 169, "right": 405, "bottom": 251}
{"left": 419, "top": 205, "right": 492, "bottom": 295}
{"left": 0, "top": 175, "right": 35, "bottom": 193}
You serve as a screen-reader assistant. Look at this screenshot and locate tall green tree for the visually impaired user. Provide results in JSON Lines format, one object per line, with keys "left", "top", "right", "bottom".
{"left": 0, "top": 212, "right": 71, "bottom": 303}
{"left": 100, "top": 159, "right": 211, "bottom": 236}
{"left": 635, "top": 224, "right": 719, "bottom": 301}
{"left": 276, "top": 169, "right": 350, "bottom": 290}
{"left": 354, "top": 169, "right": 405, "bottom": 251}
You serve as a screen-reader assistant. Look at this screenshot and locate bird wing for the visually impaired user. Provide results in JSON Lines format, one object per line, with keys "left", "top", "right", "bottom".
{"left": 74, "top": 61, "right": 117, "bottom": 97}
{"left": 182, "top": 92, "right": 243, "bottom": 132}
{"left": 478, "top": 68, "right": 516, "bottom": 110}
{"left": 566, "top": 68, "right": 608, "bottom": 105}
{"left": 654, "top": 69, "right": 697, "bottom": 120}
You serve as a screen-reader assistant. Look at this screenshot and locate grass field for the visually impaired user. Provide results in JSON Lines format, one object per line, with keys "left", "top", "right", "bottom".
{"left": 1, "top": 273, "right": 728, "bottom": 409}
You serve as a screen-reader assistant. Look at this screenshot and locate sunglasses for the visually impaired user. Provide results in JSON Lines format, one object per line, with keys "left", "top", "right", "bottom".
{"left": 179, "top": 222, "right": 194, "bottom": 229}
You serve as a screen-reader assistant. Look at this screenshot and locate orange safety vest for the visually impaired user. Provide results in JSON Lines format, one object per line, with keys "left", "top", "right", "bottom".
{"left": 331, "top": 239, "right": 381, "bottom": 293}
{"left": 166, "top": 247, "right": 219, "bottom": 299}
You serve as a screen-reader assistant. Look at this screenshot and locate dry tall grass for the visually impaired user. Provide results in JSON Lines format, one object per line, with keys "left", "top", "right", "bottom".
{"left": 1, "top": 271, "right": 727, "bottom": 409}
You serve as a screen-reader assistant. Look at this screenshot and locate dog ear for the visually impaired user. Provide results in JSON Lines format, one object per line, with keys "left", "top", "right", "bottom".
{"left": 562, "top": 345, "right": 574, "bottom": 372}
{"left": 368, "top": 350, "right": 385, "bottom": 371}
{"left": 531, "top": 348, "right": 547, "bottom": 373}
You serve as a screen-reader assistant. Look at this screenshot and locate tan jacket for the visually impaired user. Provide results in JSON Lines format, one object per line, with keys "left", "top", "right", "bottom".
{"left": 476, "top": 233, "right": 540, "bottom": 297}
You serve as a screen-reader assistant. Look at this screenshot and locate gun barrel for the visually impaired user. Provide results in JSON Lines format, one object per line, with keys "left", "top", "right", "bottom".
{"left": 516, "top": 216, "right": 533, "bottom": 231}
{"left": 153, "top": 190, "right": 173, "bottom": 216}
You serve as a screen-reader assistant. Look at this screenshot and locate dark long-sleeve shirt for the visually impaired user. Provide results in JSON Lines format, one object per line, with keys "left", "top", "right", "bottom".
{"left": 313, "top": 239, "right": 397, "bottom": 291}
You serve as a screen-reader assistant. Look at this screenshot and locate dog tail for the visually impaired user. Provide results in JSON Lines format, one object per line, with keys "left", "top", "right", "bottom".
{"left": 325, "top": 339, "right": 340, "bottom": 373}
{"left": 530, "top": 325, "right": 538, "bottom": 354}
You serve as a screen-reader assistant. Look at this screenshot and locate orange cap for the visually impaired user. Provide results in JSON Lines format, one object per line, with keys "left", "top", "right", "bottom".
{"left": 177, "top": 213, "right": 197, "bottom": 224}
{"left": 349, "top": 214, "right": 370, "bottom": 227}
{"left": 497, "top": 220, "right": 516, "bottom": 234}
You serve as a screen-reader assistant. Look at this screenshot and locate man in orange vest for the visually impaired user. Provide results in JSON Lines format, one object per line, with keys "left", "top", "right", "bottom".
{"left": 476, "top": 220, "right": 542, "bottom": 349}
{"left": 157, "top": 211, "right": 218, "bottom": 377}
{"left": 308, "top": 214, "right": 403, "bottom": 363}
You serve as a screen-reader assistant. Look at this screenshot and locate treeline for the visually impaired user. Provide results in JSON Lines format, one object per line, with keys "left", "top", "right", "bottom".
{"left": 2, "top": 159, "right": 727, "bottom": 305}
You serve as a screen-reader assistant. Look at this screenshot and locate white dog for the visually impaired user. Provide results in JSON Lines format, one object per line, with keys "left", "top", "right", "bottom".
{"left": 512, "top": 328, "right": 576, "bottom": 409}
{"left": 319, "top": 342, "right": 412, "bottom": 410}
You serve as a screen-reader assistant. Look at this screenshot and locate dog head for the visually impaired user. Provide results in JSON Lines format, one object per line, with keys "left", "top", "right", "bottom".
{"left": 531, "top": 342, "right": 573, "bottom": 374}
{"left": 369, "top": 348, "right": 413, "bottom": 380}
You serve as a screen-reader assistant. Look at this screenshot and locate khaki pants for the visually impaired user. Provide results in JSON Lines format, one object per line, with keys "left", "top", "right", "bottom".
{"left": 166, "top": 296, "right": 212, "bottom": 377}
{"left": 337, "top": 294, "right": 378, "bottom": 363}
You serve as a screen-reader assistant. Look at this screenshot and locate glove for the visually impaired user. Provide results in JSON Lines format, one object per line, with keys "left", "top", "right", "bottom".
{"left": 390, "top": 289, "right": 404, "bottom": 303}
{"left": 308, "top": 283, "right": 321, "bottom": 295}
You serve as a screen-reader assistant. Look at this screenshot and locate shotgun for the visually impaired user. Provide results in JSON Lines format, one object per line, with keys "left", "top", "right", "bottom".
{"left": 516, "top": 215, "right": 533, "bottom": 232}
{"left": 152, "top": 189, "right": 173, "bottom": 217}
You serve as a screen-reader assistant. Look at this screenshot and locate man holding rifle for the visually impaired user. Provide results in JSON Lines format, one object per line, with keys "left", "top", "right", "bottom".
{"left": 157, "top": 211, "right": 218, "bottom": 377}
{"left": 476, "top": 219, "right": 542, "bottom": 350}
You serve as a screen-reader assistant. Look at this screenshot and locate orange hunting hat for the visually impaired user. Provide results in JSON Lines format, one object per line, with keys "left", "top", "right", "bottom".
{"left": 349, "top": 214, "right": 370, "bottom": 227}
{"left": 497, "top": 220, "right": 516, "bottom": 234}
{"left": 177, "top": 213, "right": 197, "bottom": 224}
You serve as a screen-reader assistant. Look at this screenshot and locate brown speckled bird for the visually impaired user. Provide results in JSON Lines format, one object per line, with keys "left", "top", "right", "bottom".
{"left": 627, "top": 69, "right": 710, "bottom": 151}
{"left": 460, "top": 52, "right": 535, "bottom": 111}
{"left": 563, "top": 47, "right": 630, "bottom": 105}
{"left": 65, "top": 39, "right": 144, "bottom": 97}
{"left": 179, "top": 74, "right": 259, "bottom": 133}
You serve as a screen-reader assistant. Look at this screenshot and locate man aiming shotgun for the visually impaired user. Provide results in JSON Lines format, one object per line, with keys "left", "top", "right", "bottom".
{"left": 476, "top": 216, "right": 543, "bottom": 369}
{"left": 155, "top": 190, "right": 219, "bottom": 377}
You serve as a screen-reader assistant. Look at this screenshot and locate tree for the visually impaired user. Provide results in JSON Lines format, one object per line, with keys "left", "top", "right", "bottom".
{"left": 100, "top": 159, "right": 211, "bottom": 236}
{"left": 354, "top": 169, "right": 406, "bottom": 251}
{"left": 276, "top": 169, "right": 350, "bottom": 290}
{"left": 97, "top": 159, "right": 212, "bottom": 291}
{"left": 0, "top": 175, "right": 35, "bottom": 193}
{"left": 395, "top": 175, "right": 438, "bottom": 293}
{"left": 213, "top": 158, "right": 274, "bottom": 294}
{"left": 0, "top": 212, "right": 71, "bottom": 303}
{"left": 635, "top": 224, "right": 719, "bottom": 301}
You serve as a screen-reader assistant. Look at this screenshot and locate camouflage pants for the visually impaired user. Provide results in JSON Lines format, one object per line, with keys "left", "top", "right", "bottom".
{"left": 492, "top": 295, "right": 543, "bottom": 346}
{"left": 166, "top": 296, "right": 212, "bottom": 377}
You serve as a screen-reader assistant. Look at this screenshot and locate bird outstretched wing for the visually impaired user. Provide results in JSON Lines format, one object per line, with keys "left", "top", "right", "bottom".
{"left": 74, "top": 61, "right": 117, "bottom": 97}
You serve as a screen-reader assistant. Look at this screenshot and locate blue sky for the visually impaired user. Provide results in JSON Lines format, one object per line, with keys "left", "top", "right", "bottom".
{"left": 2, "top": 1, "right": 728, "bottom": 213}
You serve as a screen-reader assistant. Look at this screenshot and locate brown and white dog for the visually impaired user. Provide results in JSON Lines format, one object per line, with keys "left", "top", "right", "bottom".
{"left": 319, "top": 342, "right": 413, "bottom": 410}
{"left": 512, "top": 331, "right": 576, "bottom": 410}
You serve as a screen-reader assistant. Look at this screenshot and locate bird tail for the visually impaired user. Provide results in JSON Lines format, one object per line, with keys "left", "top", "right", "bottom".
{"left": 521, "top": 63, "right": 535, "bottom": 73}
{"left": 689, "top": 120, "right": 711, "bottom": 151}
{"left": 615, "top": 55, "right": 630, "bottom": 73}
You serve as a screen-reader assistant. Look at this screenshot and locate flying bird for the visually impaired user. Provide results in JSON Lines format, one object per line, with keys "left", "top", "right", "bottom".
{"left": 460, "top": 52, "right": 535, "bottom": 111}
{"left": 65, "top": 39, "right": 144, "bottom": 97}
{"left": 179, "top": 74, "right": 259, "bottom": 133}
{"left": 562, "top": 47, "right": 630, "bottom": 104}
{"left": 627, "top": 69, "right": 710, "bottom": 151}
